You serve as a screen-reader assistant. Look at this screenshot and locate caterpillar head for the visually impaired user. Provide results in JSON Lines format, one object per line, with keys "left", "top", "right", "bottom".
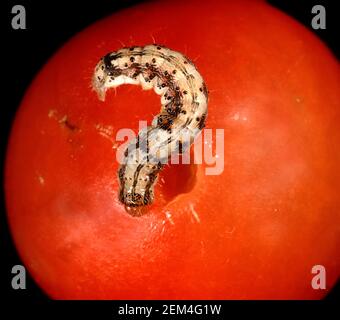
{"left": 119, "top": 189, "right": 154, "bottom": 207}
{"left": 92, "top": 56, "right": 124, "bottom": 101}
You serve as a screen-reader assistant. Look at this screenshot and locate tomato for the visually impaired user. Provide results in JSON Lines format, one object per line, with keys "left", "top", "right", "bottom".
{"left": 5, "top": 0, "right": 340, "bottom": 299}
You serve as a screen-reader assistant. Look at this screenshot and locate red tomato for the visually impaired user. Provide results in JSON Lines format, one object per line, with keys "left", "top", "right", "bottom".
{"left": 5, "top": 0, "right": 340, "bottom": 299}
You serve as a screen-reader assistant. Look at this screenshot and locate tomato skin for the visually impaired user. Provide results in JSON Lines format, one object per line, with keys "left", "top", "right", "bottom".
{"left": 4, "top": 0, "right": 340, "bottom": 299}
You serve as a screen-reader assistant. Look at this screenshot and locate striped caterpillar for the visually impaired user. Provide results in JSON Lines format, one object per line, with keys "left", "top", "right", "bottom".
{"left": 92, "top": 44, "right": 208, "bottom": 209}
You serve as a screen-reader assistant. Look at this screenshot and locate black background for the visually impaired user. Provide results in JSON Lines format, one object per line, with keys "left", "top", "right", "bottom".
{"left": 1, "top": 0, "right": 339, "bottom": 306}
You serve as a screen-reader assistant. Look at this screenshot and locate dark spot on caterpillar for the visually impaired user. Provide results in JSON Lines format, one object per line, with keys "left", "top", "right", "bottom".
{"left": 103, "top": 53, "right": 122, "bottom": 77}
{"left": 183, "top": 90, "right": 188, "bottom": 95}
{"left": 143, "top": 190, "right": 152, "bottom": 205}
{"left": 130, "top": 57, "right": 135, "bottom": 62}
{"left": 152, "top": 58, "right": 156, "bottom": 63}
{"left": 172, "top": 70, "right": 177, "bottom": 74}
{"left": 132, "top": 72, "right": 140, "bottom": 78}
{"left": 181, "top": 110, "right": 187, "bottom": 114}
{"left": 201, "top": 82, "right": 209, "bottom": 99}
{"left": 198, "top": 113, "right": 207, "bottom": 129}
{"left": 157, "top": 115, "right": 173, "bottom": 130}
{"left": 155, "top": 162, "right": 163, "bottom": 170}
{"left": 146, "top": 172, "right": 158, "bottom": 187}
{"left": 104, "top": 52, "right": 121, "bottom": 63}
{"left": 145, "top": 62, "right": 149, "bottom": 67}
{"left": 132, "top": 164, "right": 144, "bottom": 189}
{"left": 165, "top": 126, "right": 173, "bottom": 134}
{"left": 157, "top": 46, "right": 161, "bottom": 50}
{"left": 196, "top": 117, "right": 200, "bottom": 121}
{"left": 124, "top": 63, "right": 128, "bottom": 67}
{"left": 118, "top": 165, "right": 126, "bottom": 182}
{"left": 164, "top": 71, "right": 168, "bottom": 76}
{"left": 119, "top": 188, "right": 125, "bottom": 203}
{"left": 184, "top": 117, "right": 193, "bottom": 127}
{"left": 161, "top": 83, "right": 166, "bottom": 88}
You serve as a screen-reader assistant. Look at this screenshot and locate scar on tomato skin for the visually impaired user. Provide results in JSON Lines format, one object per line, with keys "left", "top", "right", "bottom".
{"left": 48, "top": 109, "right": 58, "bottom": 118}
{"left": 59, "top": 115, "right": 79, "bottom": 132}
{"left": 189, "top": 203, "right": 200, "bottom": 223}
{"left": 48, "top": 109, "right": 79, "bottom": 132}
{"left": 95, "top": 123, "right": 114, "bottom": 141}
{"left": 165, "top": 211, "right": 175, "bottom": 225}
{"left": 225, "top": 226, "right": 236, "bottom": 237}
{"left": 36, "top": 173, "right": 45, "bottom": 186}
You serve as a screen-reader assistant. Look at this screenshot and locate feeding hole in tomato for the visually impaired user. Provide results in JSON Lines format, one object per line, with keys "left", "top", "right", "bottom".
{"left": 157, "top": 155, "right": 198, "bottom": 204}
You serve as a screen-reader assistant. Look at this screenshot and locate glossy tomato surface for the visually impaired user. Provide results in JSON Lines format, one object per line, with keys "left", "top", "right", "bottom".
{"left": 5, "top": 0, "right": 340, "bottom": 299}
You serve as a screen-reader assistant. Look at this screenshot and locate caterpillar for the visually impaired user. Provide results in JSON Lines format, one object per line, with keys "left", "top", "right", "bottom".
{"left": 92, "top": 44, "right": 208, "bottom": 210}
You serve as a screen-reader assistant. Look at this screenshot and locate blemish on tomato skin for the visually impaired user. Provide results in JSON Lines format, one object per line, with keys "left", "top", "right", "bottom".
{"left": 95, "top": 123, "right": 114, "bottom": 141}
{"left": 165, "top": 211, "right": 175, "bottom": 225}
{"left": 224, "top": 226, "right": 236, "bottom": 238}
{"left": 160, "top": 221, "right": 166, "bottom": 235}
{"left": 48, "top": 109, "right": 57, "bottom": 119}
{"left": 295, "top": 97, "right": 302, "bottom": 104}
{"left": 36, "top": 173, "right": 45, "bottom": 186}
{"left": 230, "top": 112, "right": 248, "bottom": 122}
{"left": 48, "top": 109, "right": 80, "bottom": 132}
{"left": 189, "top": 203, "right": 200, "bottom": 223}
{"left": 59, "top": 116, "right": 79, "bottom": 132}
